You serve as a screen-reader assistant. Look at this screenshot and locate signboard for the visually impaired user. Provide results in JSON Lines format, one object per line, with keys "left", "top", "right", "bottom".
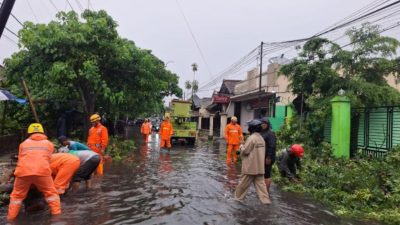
{"left": 212, "top": 95, "right": 230, "bottom": 104}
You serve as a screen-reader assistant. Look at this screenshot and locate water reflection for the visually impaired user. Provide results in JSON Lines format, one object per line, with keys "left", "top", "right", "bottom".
{"left": 0, "top": 128, "right": 379, "bottom": 225}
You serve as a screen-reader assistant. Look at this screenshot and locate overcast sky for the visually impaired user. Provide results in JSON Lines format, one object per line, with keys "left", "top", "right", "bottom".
{"left": 0, "top": 0, "right": 379, "bottom": 98}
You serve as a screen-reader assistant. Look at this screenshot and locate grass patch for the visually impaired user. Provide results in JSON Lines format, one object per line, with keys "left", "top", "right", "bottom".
{"left": 106, "top": 137, "right": 136, "bottom": 161}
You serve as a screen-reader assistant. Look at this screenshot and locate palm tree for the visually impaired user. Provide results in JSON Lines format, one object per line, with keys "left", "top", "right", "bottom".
{"left": 191, "top": 63, "right": 198, "bottom": 99}
{"left": 184, "top": 80, "right": 192, "bottom": 100}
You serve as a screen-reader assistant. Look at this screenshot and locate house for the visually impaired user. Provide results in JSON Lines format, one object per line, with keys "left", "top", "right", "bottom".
{"left": 206, "top": 79, "right": 241, "bottom": 137}
{"left": 192, "top": 94, "right": 212, "bottom": 131}
{"left": 230, "top": 63, "right": 294, "bottom": 133}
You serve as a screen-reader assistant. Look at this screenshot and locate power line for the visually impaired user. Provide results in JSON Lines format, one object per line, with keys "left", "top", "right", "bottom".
{"left": 175, "top": 0, "right": 213, "bottom": 77}
{"left": 49, "top": 0, "right": 59, "bottom": 12}
{"left": 2, "top": 33, "right": 18, "bottom": 46}
{"left": 66, "top": 0, "right": 75, "bottom": 11}
{"left": 74, "top": 0, "right": 83, "bottom": 12}
{"left": 5, "top": 27, "right": 18, "bottom": 38}
{"left": 26, "top": 0, "right": 39, "bottom": 22}
{"left": 11, "top": 13, "right": 23, "bottom": 26}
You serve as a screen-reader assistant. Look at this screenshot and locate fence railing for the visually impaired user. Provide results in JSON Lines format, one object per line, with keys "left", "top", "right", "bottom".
{"left": 351, "top": 106, "right": 400, "bottom": 157}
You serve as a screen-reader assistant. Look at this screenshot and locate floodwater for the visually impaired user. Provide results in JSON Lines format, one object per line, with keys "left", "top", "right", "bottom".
{"left": 1, "top": 129, "right": 378, "bottom": 225}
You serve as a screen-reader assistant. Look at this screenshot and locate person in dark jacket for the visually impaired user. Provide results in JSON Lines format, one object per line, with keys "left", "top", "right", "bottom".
{"left": 277, "top": 144, "right": 304, "bottom": 182}
{"left": 259, "top": 118, "right": 276, "bottom": 193}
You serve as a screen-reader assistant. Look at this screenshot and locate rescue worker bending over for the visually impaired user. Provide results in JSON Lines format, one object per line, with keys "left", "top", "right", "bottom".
{"left": 7, "top": 123, "right": 61, "bottom": 221}
{"left": 141, "top": 119, "right": 152, "bottom": 143}
{"left": 159, "top": 116, "right": 174, "bottom": 152}
{"left": 58, "top": 137, "right": 100, "bottom": 191}
{"left": 50, "top": 153, "right": 80, "bottom": 195}
{"left": 234, "top": 120, "right": 271, "bottom": 204}
{"left": 277, "top": 144, "right": 304, "bottom": 182}
{"left": 224, "top": 116, "right": 243, "bottom": 164}
{"left": 87, "top": 114, "right": 109, "bottom": 176}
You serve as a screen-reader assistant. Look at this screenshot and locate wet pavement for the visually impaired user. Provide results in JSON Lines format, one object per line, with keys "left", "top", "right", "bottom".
{"left": 1, "top": 130, "right": 379, "bottom": 225}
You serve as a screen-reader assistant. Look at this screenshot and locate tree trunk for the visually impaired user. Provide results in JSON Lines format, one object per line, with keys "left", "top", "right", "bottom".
{"left": 77, "top": 84, "right": 97, "bottom": 140}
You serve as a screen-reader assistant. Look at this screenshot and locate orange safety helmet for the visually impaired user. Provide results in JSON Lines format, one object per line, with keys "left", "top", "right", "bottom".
{"left": 291, "top": 144, "right": 304, "bottom": 158}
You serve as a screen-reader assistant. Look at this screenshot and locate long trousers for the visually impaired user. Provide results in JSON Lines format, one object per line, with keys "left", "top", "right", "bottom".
{"left": 235, "top": 174, "right": 271, "bottom": 204}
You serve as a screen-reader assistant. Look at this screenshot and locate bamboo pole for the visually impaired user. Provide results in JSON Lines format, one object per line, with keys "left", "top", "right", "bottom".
{"left": 21, "top": 79, "right": 39, "bottom": 123}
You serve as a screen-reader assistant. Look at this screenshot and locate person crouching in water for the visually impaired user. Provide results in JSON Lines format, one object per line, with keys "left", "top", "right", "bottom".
{"left": 7, "top": 123, "right": 61, "bottom": 221}
{"left": 234, "top": 120, "right": 271, "bottom": 205}
{"left": 277, "top": 144, "right": 304, "bottom": 183}
{"left": 58, "top": 136, "right": 100, "bottom": 192}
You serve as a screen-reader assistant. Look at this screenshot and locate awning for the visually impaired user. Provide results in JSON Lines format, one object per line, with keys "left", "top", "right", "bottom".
{"left": 230, "top": 90, "right": 274, "bottom": 102}
{"left": 0, "top": 89, "right": 27, "bottom": 104}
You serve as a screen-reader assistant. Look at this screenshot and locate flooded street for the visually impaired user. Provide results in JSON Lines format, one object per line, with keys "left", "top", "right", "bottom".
{"left": 1, "top": 130, "right": 377, "bottom": 225}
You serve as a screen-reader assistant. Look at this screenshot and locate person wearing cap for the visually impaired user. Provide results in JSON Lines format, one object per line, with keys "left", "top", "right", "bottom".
{"left": 224, "top": 116, "right": 243, "bottom": 164}
{"left": 259, "top": 118, "right": 276, "bottom": 193}
{"left": 277, "top": 144, "right": 304, "bottom": 182}
{"left": 159, "top": 116, "right": 174, "bottom": 151}
{"left": 234, "top": 119, "right": 271, "bottom": 204}
{"left": 87, "top": 114, "right": 109, "bottom": 175}
{"left": 7, "top": 123, "right": 61, "bottom": 221}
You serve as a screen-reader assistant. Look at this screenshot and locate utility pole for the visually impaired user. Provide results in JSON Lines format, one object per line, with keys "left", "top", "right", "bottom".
{"left": 258, "top": 42, "right": 264, "bottom": 117}
{"left": 0, "top": 0, "right": 16, "bottom": 38}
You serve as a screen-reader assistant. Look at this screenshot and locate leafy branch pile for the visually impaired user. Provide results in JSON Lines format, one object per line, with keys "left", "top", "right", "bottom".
{"left": 276, "top": 118, "right": 400, "bottom": 224}
{"left": 106, "top": 137, "right": 136, "bottom": 161}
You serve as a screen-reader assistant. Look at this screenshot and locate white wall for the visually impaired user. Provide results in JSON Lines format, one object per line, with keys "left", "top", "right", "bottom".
{"left": 240, "top": 102, "right": 254, "bottom": 134}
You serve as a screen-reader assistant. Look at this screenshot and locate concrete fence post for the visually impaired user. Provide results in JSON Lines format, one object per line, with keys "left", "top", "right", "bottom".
{"left": 330, "top": 95, "right": 351, "bottom": 158}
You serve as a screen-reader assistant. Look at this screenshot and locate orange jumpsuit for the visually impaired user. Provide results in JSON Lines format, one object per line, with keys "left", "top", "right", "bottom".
{"left": 141, "top": 122, "right": 152, "bottom": 142}
{"left": 87, "top": 123, "right": 109, "bottom": 175}
{"left": 50, "top": 153, "right": 80, "bottom": 194}
{"left": 159, "top": 120, "right": 173, "bottom": 149}
{"left": 224, "top": 123, "right": 243, "bottom": 163}
{"left": 8, "top": 133, "right": 61, "bottom": 220}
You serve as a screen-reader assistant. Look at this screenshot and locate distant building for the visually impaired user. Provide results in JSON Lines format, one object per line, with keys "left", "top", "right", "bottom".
{"left": 230, "top": 63, "right": 294, "bottom": 132}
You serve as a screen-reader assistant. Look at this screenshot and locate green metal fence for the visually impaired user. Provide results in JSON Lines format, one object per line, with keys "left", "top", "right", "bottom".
{"left": 351, "top": 107, "right": 400, "bottom": 157}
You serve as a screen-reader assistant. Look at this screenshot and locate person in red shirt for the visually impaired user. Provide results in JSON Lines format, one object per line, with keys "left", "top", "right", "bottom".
{"left": 224, "top": 116, "right": 243, "bottom": 164}
{"left": 159, "top": 116, "right": 174, "bottom": 152}
{"left": 141, "top": 119, "right": 152, "bottom": 142}
{"left": 87, "top": 114, "right": 109, "bottom": 176}
{"left": 7, "top": 123, "right": 61, "bottom": 221}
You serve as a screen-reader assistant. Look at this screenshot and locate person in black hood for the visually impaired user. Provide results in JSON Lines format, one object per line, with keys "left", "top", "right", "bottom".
{"left": 259, "top": 118, "right": 276, "bottom": 193}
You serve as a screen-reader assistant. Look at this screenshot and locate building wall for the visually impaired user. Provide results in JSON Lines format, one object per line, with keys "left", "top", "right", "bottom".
{"left": 386, "top": 74, "right": 400, "bottom": 91}
{"left": 240, "top": 100, "right": 255, "bottom": 133}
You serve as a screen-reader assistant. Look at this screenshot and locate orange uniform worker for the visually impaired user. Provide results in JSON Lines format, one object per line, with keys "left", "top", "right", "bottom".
{"left": 50, "top": 153, "right": 80, "bottom": 194}
{"left": 8, "top": 123, "right": 61, "bottom": 221}
{"left": 141, "top": 119, "right": 152, "bottom": 142}
{"left": 87, "top": 114, "right": 109, "bottom": 176}
{"left": 159, "top": 116, "right": 174, "bottom": 151}
{"left": 224, "top": 116, "right": 244, "bottom": 164}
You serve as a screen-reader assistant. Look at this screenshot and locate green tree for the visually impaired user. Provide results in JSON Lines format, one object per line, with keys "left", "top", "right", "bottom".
{"left": 4, "top": 10, "right": 181, "bottom": 134}
{"left": 281, "top": 23, "right": 400, "bottom": 109}
{"left": 280, "top": 23, "right": 400, "bottom": 146}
